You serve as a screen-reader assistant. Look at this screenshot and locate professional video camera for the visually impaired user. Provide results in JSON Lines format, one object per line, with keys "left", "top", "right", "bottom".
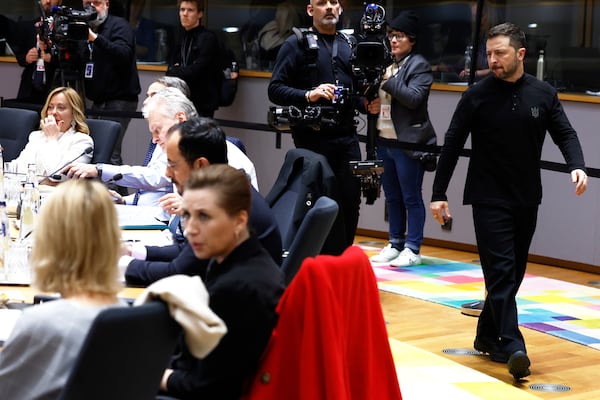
{"left": 37, "top": 1, "right": 97, "bottom": 93}
{"left": 38, "top": 4, "right": 97, "bottom": 48}
{"left": 351, "top": 2, "right": 391, "bottom": 102}
{"left": 348, "top": 2, "right": 391, "bottom": 204}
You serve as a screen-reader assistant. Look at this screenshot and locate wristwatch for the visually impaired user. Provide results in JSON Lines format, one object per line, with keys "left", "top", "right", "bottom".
{"left": 95, "top": 163, "right": 103, "bottom": 179}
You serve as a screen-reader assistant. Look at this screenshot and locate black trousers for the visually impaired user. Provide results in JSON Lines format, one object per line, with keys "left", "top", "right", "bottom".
{"left": 292, "top": 132, "right": 362, "bottom": 254}
{"left": 472, "top": 204, "right": 538, "bottom": 357}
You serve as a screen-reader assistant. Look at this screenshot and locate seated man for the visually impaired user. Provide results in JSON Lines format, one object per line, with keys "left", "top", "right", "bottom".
{"left": 64, "top": 87, "right": 198, "bottom": 208}
{"left": 122, "top": 117, "right": 282, "bottom": 286}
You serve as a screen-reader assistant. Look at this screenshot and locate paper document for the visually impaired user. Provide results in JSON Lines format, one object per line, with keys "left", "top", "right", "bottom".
{"left": 115, "top": 205, "right": 168, "bottom": 230}
{"left": 0, "top": 309, "right": 22, "bottom": 344}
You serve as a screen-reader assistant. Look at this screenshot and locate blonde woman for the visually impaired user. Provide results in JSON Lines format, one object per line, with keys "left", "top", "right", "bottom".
{"left": 0, "top": 180, "right": 124, "bottom": 399}
{"left": 14, "top": 86, "right": 93, "bottom": 181}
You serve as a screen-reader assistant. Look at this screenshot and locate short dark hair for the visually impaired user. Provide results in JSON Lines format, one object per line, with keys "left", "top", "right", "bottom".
{"left": 186, "top": 164, "right": 251, "bottom": 217}
{"left": 487, "top": 22, "right": 527, "bottom": 50}
{"left": 177, "top": 0, "right": 203, "bottom": 12}
{"left": 168, "top": 117, "right": 228, "bottom": 166}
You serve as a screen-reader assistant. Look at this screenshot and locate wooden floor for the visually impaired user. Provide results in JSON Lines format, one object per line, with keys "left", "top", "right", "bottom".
{"left": 357, "top": 237, "right": 600, "bottom": 400}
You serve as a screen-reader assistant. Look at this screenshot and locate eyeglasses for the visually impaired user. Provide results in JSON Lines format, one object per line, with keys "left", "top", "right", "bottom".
{"left": 166, "top": 160, "right": 181, "bottom": 169}
{"left": 85, "top": 0, "right": 107, "bottom": 6}
{"left": 387, "top": 32, "right": 407, "bottom": 41}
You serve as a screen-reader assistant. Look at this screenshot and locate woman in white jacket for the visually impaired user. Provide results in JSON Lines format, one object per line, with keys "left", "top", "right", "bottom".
{"left": 14, "top": 86, "right": 93, "bottom": 182}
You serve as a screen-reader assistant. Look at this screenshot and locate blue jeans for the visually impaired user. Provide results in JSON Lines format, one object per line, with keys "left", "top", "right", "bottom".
{"left": 377, "top": 143, "right": 425, "bottom": 253}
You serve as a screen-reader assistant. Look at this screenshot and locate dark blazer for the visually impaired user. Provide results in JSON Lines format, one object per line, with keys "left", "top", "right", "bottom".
{"left": 125, "top": 187, "right": 282, "bottom": 286}
{"left": 166, "top": 235, "right": 284, "bottom": 399}
{"left": 380, "top": 53, "right": 437, "bottom": 158}
{"left": 167, "top": 25, "right": 221, "bottom": 114}
{"left": 266, "top": 148, "right": 346, "bottom": 255}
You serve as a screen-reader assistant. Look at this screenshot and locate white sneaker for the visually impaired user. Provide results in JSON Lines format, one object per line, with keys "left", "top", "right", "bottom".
{"left": 370, "top": 243, "right": 400, "bottom": 263}
{"left": 389, "top": 248, "right": 422, "bottom": 267}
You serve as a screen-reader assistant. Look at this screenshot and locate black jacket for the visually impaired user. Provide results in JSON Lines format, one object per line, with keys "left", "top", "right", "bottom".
{"left": 432, "top": 73, "right": 586, "bottom": 207}
{"left": 266, "top": 148, "right": 346, "bottom": 255}
{"left": 82, "top": 14, "right": 140, "bottom": 103}
{"left": 167, "top": 25, "right": 221, "bottom": 114}
{"left": 166, "top": 235, "right": 284, "bottom": 400}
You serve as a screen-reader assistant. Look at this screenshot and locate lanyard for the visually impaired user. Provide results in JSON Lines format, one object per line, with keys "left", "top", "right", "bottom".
{"left": 181, "top": 34, "right": 193, "bottom": 67}
{"left": 317, "top": 30, "right": 339, "bottom": 81}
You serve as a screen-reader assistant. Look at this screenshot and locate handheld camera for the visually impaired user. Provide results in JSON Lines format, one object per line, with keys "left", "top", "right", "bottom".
{"left": 348, "top": 2, "right": 392, "bottom": 204}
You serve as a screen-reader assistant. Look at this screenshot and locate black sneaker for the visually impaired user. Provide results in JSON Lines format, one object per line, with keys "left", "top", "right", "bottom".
{"left": 461, "top": 300, "right": 484, "bottom": 317}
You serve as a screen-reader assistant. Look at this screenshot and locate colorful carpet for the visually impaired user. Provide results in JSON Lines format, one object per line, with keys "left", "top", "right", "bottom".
{"left": 389, "top": 338, "right": 541, "bottom": 400}
{"left": 361, "top": 246, "right": 600, "bottom": 351}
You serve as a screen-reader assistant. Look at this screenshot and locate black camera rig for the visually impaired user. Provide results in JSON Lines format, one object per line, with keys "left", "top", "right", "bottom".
{"left": 37, "top": 1, "right": 97, "bottom": 94}
{"left": 348, "top": 2, "right": 391, "bottom": 204}
{"left": 268, "top": 85, "right": 350, "bottom": 131}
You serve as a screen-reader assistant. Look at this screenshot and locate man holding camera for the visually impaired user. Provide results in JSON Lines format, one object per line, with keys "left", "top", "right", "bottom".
{"left": 268, "top": 0, "right": 362, "bottom": 254}
{"left": 14, "top": 0, "right": 63, "bottom": 105}
{"left": 82, "top": 0, "right": 140, "bottom": 167}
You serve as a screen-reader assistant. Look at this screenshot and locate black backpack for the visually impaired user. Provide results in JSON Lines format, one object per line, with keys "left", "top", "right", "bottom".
{"left": 217, "top": 38, "right": 239, "bottom": 107}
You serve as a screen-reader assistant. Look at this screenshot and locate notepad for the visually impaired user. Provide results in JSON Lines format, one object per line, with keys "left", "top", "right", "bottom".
{"left": 115, "top": 205, "right": 168, "bottom": 230}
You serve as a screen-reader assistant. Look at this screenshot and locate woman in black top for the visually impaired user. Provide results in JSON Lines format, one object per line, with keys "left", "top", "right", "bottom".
{"left": 160, "top": 164, "right": 284, "bottom": 400}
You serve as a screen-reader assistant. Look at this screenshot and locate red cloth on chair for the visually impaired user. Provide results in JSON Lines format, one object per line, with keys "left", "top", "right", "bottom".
{"left": 242, "top": 245, "right": 402, "bottom": 400}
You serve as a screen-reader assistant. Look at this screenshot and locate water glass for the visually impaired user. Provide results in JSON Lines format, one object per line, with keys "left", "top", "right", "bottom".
{"left": 5, "top": 242, "right": 31, "bottom": 284}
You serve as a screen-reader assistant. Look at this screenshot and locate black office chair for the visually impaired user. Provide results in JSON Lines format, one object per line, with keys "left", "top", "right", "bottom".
{"left": 86, "top": 118, "right": 121, "bottom": 164}
{"left": 58, "top": 300, "right": 181, "bottom": 400}
{"left": 281, "top": 195, "right": 338, "bottom": 284}
{"left": 0, "top": 107, "right": 39, "bottom": 161}
{"left": 266, "top": 148, "right": 346, "bottom": 255}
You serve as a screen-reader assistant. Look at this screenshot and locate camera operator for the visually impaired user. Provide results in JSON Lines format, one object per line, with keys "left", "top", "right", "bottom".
{"left": 14, "top": 0, "right": 63, "bottom": 105}
{"left": 268, "top": 0, "right": 363, "bottom": 254}
{"left": 82, "top": 0, "right": 141, "bottom": 167}
{"left": 366, "top": 11, "right": 437, "bottom": 267}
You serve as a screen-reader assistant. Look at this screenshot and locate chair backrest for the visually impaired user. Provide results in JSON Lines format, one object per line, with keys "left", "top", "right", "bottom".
{"left": 86, "top": 119, "right": 121, "bottom": 164}
{"left": 0, "top": 107, "right": 39, "bottom": 161}
{"left": 281, "top": 195, "right": 338, "bottom": 285}
{"left": 266, "top": 148, "right": 342, "bottom": 253}
{"left": 58, "top": 300, "right": 181, "bottom": 400}
{"left": 242, "top": 246, "right": 402, "bottom": 400}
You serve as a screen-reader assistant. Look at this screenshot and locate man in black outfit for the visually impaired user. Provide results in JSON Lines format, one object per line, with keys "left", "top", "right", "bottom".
{"left": 268, "top": 0, "right": 362, "bottom": 254}
{"left": 82, "top": 0, "right": 141, "bottom": 166}
{"left": 167, "top": 0, "right": 221, "bottom": 117}
{"left": 14, "top": 0, "right": 62, "bottom": 105}
{"left": 430, "top": 22, "right": 588, "bottom": 380}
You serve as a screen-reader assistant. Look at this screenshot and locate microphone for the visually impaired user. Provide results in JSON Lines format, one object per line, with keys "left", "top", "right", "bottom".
{"left": 42, "top": 146, "right": 93, "bottom": 183}
{"left": 106, "top": 173, "right": 123, "bottom": 184}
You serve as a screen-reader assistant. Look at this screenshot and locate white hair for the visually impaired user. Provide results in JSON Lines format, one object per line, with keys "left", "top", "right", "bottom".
{"left": 142, "top": 87, "right": 199, "bottom": 120}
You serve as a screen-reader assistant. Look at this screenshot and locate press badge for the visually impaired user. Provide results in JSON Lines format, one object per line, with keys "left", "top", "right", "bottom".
{"left": 380, "top": 104, "right": 391, "bottom": 120}
{"left": 36, "top": 58, "right": 45, "bottom": 72}
{"left": 84, "top": 62, "right": 94, "bottom": 78}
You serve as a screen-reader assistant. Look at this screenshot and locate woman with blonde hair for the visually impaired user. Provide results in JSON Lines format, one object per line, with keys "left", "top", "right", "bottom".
{"left": 0, "top": 179, "right": 124, "bottom": 399}
{"left": 14, "top": 86, "right": 93, "bottom": 180}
